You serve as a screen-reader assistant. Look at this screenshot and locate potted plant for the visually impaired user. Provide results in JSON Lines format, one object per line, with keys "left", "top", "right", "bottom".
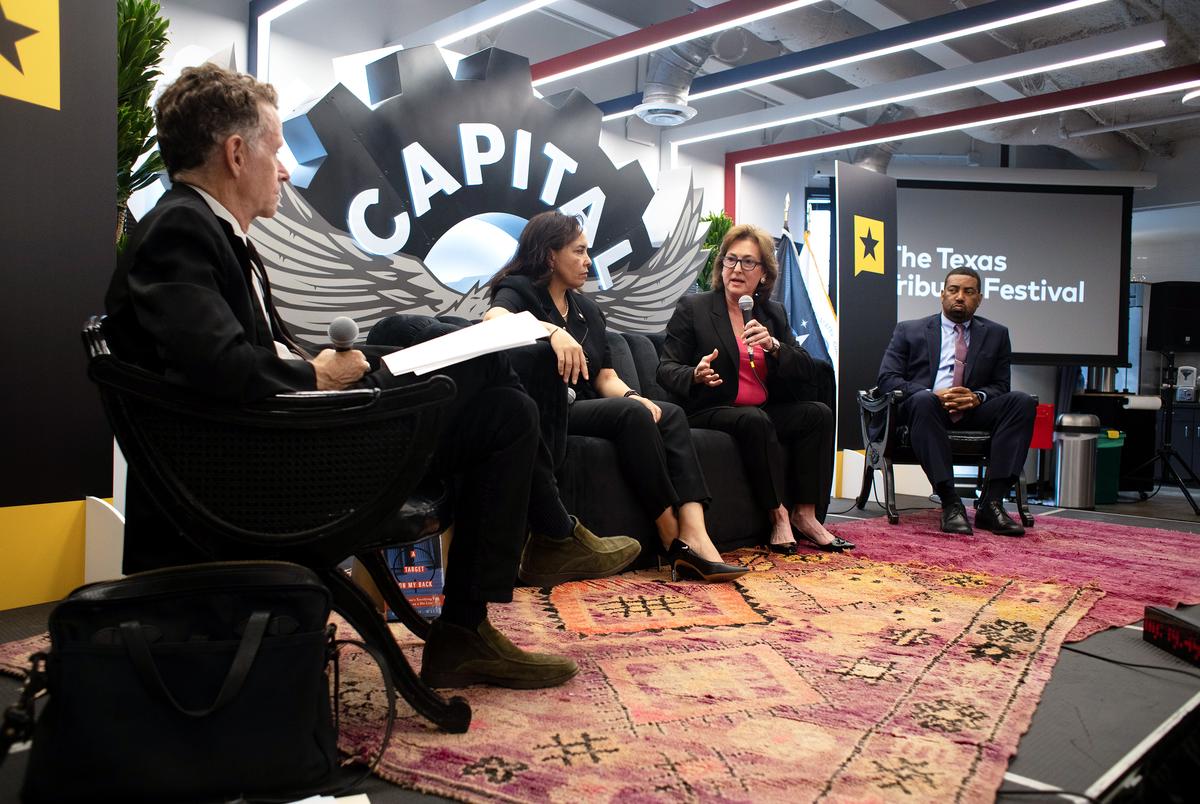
{"left": 696, "top": 210, "right": 733, "bottom": 291}
{"left": 116, "top": 0, "right": 169, "bottom": 248}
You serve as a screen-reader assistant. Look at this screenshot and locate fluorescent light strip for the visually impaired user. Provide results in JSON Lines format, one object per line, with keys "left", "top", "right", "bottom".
{"left": 434, "top": 0, "right": 560, "bottom": 48}
{"left": 256, "top": 0, "right": 315, "bottom": 81}
{"left": 673, "top": 38, "right": 1164, "bottom": 149}
{"left": 1184, "top": 89, "right": 1200, "bottom": 104}
{"left": 736, "top": 77, "right": 1200, "bottom": 169}
{"left": 531, "top": 0, "right": 823, "bottom": 86}
{"left": 598, "top": 0, "right": 1110, "bottom": 119}
{"left": 689, "top": 0, "right": 1107, "bottom": 101}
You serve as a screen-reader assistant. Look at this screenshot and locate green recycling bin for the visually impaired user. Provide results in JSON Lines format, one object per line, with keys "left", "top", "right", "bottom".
{"left": 1094, "top": 429, "right": 1125, "bottom": 505}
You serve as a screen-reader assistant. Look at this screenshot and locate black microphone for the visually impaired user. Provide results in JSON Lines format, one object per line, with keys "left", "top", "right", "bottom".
{"left": 328, "top": 316, "right": 359, "bottom": 352}
{"left": 737, "top": 295, "right": 756, "bottom": 368}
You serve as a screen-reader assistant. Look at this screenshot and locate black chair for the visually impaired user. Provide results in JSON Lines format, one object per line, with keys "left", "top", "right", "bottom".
{"left": 82, "top": 316, "right": 471, "bottom": 732}
{"left": 855, "top": 387, "right": 1035, "bottom": 527}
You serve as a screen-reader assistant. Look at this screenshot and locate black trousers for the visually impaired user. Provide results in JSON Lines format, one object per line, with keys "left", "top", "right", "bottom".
{"left": 687, "top": 401, "right": 834, "bottom": 510}
{"left": 568, "top": 397, "right": 710, "bottom": 519}
{"left": 368, "top": 316, "right": 575, "bottom": 541}
{"left": 898, "top": 389, "right": 1037, "bottom": 486}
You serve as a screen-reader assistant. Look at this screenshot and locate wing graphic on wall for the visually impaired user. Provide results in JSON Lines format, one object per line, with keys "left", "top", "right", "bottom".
{"left": 588, "top": 182, "right": 708, "bottom": 334}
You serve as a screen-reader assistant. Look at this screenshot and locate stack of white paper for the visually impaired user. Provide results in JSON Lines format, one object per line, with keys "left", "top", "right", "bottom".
{"left": 383, "top": 311, "right": 549, "bottom": 376}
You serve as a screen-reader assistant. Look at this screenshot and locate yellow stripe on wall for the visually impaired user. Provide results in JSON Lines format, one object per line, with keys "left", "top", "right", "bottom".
{"left": 0, "top": 500, "right": 85, "bottom": 610}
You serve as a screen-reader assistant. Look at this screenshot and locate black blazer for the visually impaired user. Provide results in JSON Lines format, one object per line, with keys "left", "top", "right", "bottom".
{"left": 105, "top": 184, "right": 316, "bottom": 402}
{"left": 876, "top": 313, "right": 1012, "bottom": 401}
{"left": 658, "top": 289, "right": 828, "bottom": 414}
{"left": 491, "top": 274, "right": 612, "bottom": 401}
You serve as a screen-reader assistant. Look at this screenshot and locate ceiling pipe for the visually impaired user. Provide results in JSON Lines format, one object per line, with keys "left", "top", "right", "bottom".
{"left": 732, "top": 1, "right": 1141, "bottom": 170}
{"left": 722, "top": 62, "right": 1200, "bottom": 216}
{"left": 1064, "top": 109, "right": 1200, "bottom": 137}
{"left": 635, "top": 36, "right": 716, "bottom": 126}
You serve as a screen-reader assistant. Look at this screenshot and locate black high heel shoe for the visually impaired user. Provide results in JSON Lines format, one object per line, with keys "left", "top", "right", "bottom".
{"left": 657, "top": 539, "right": 748, "bottom": 583}
{"left": 767, "top": 541, "right": 798, "bottom": 556}
{"left": 791, "top": 525, "right": 855, "bottom": 553}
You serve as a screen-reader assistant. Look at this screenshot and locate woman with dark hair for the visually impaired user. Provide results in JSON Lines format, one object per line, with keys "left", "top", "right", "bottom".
{"left": 657, "top": 224, "right": 850, "bottom": 554}
{"left": 484, "top": 212, "right": 746, "bottom": 583}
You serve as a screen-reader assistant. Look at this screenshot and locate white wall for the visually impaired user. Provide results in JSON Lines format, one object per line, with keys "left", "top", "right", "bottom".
{"left": 159, "top": 0, "right": 248, "bottom": 77}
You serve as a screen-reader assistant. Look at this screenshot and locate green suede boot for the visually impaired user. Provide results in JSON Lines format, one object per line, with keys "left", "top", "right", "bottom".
{"left": 419, "top": 618, "right": 578, "bottom": 689}
{"left": 517, "top": 517, "right": 641, "bottom": 587}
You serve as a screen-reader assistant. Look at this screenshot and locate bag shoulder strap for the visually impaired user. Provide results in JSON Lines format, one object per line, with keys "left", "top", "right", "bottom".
{"left": 0, "top": 652, "right": 46, "bottom": 768}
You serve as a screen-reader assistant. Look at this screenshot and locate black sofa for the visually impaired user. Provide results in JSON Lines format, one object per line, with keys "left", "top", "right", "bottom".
{"left": 366, "top": 315, "right": 836, "bottom": 562}
{"left": 558, "top": 330, "right": 837, "bottom": 562}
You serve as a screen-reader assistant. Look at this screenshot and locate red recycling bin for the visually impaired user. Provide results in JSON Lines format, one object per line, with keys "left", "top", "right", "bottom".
{"left": 1031, "top": 403, "right": 1054, "bottom": 450}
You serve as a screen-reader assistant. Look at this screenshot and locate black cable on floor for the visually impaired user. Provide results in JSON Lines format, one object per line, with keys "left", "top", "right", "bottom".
{"left": 1061, "top": 645, "right": 1200, "bottom": 681}
{"left": 995, "top": 790, "right": 1097, "bottom": 803}
{"left": 1115, "top": 481, "right": 1163, "bottom": 503}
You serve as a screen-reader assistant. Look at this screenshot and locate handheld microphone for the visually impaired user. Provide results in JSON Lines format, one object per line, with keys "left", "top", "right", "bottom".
{"left": 328, "top": 316, "right": 359, "bottom": 352}
{"left": 737, "top": 295, "right": 755, "bottom": 368}
{"left": 566, "top": 386, "right": 576, "bottom": 406}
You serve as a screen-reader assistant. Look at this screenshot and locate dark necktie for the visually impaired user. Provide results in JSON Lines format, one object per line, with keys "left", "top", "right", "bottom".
{"left": 246, "top": 241, "right": 310, "bottom": 358}
{"left": 949, "top": 323, "right": 967, "bottom": 422}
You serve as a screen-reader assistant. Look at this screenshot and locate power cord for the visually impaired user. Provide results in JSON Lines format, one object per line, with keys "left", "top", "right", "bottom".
{"left": 996, "top": 790, "right": 1096, "bottom": 803}
{"left": 1116, "top": 481, "right": 1162, "bottom": 503}
{"left": 1061, "top": 645, "right": 1200, "bottom": 681}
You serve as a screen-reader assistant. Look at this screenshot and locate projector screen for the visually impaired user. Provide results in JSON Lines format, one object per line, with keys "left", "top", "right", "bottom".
{"left": 896, "top": 181, "right": 1131, "bottom": 365}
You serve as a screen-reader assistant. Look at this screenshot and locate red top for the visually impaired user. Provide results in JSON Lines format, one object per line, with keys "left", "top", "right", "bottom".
{"left": 734, "top": 342, "right": 768, "bottom": 406}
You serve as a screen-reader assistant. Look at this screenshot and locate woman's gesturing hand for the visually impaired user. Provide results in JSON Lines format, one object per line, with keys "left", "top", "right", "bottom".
{"left": 693, "top": 348, "right": 722, "bottom": 387}
{"left": 550, "top": 327, "right": 589, "bottom": 385}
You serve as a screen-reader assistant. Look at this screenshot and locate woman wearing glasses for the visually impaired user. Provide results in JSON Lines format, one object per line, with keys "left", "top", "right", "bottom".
{"left": 658, "top": 224, "right": 850, "bottom": 554}
{"left": 484, "top": 211, "right": 746, "bottom": 583}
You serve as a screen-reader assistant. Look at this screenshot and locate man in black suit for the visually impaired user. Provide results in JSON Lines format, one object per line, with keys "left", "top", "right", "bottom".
{"left": 876, "top": 266, "right": 1035, "bottom": 536}
{"left": 106, "top": 64, "right": 597, "bottom": 690}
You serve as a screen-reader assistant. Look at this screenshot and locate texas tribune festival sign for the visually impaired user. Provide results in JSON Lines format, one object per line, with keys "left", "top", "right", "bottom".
{"left": 251, "top": 46, "right": 707, "bottom": 342}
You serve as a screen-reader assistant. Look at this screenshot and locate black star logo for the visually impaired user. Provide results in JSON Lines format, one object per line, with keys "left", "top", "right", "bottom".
{"left": 859, "top": 228, "right": 879, "bottom": 261}
{"left": 0, "top": 2, "right": 38, "bottom": 74}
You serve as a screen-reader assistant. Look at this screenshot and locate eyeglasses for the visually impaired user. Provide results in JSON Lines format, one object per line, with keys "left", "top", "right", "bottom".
{"left": 722, "top": 254, "right": 762, "bottom": 272}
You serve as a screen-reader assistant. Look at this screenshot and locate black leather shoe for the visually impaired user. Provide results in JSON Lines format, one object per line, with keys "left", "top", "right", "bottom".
{"left": 658, "top": 539, "right": 748, "bottom": 583}
{"left": 940, "top": 502, "right": 973, "bottom": 535}
{"left": 974, "top": 499, "right": 1025, "bottom": 537}
{"left": 791, "top": 526, "right": 855, "bottom": 553}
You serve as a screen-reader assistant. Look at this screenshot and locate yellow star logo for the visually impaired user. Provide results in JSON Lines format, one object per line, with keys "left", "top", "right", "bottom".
{"left": 0, "top": 0, "right": 59, "bottom": 111}
{"left": 853, "top": 214, "right": 885, "bottom": 276}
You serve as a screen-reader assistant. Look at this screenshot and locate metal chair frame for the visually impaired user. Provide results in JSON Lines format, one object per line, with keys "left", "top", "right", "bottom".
{"left": 855, "top": 387, "right": 1035, "bottom": 528}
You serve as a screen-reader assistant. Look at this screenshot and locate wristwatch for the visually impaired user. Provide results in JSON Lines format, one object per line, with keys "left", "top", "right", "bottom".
{"left": 766, "top": 337, "right": 780, "bottom": 355}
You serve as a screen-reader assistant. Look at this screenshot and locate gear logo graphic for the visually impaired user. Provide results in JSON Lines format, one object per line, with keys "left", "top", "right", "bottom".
{"left": 250, "top": 45, "right": 706, "bottom": 344}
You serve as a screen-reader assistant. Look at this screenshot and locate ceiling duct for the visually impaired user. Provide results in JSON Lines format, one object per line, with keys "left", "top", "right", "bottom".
{"left": 635, "top": 35, "right": 716, "bottom": 126}
{"left": 852, "top": 104, "right": 915, "bottom": 173}
{"left": 729, "top": 2, "right": 1146, "bottom": 169}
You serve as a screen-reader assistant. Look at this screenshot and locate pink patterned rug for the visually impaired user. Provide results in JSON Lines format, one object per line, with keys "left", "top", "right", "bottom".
{"left": 338, "top": 553, "right": 1099, "bottom": 802}
{"left": 833, "top": 508, "right": 1200, "bottom": 641}
{"left": 0, "top": 554, "right": 1102, "bottom": 802}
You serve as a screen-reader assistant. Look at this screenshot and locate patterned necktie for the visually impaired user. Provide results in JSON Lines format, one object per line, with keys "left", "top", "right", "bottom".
{"left": 949, "top": 322, "right": 967, "bottom": 422}
{"left": 246, "top": 241, "right": 310, "bottom": 358}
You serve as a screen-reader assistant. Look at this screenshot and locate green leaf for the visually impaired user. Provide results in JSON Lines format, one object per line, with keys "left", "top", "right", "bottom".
{"left": 116, "top": 0, "right": 170, "bottom": 244}
{"left": 697, "top": 211, "right": 733, "bottom": 291}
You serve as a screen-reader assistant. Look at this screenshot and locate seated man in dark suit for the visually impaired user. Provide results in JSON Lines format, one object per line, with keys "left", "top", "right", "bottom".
{"left": 876, "top": 266, "right": 1036, "bottom": 536}
{"left": 105, "top": 63, "right": 611, "bottom": 690}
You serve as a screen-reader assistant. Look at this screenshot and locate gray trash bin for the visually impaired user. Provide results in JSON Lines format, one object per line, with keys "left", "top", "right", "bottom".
{"left": 1054, "top": 413, "right": 1100, "bottom": 509}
